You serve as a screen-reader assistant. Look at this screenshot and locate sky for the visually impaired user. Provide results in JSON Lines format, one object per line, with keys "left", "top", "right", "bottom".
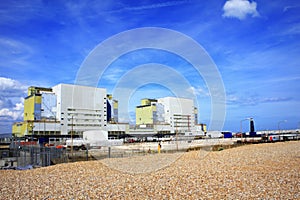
{"left": 0, "top": 0, "right": 300, "bottom": 134}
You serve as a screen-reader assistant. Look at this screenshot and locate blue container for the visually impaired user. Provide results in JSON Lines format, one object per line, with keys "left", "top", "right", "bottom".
{"left": 223, "top": 132, "right": 232, "bottom": 138}
{"left": 38, "top": 137, "right": 49, "bottom": 146}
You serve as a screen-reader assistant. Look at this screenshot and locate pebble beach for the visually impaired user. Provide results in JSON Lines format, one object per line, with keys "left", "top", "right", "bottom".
{"left": 1, "top": 141, "right": 299, "bottom": 199}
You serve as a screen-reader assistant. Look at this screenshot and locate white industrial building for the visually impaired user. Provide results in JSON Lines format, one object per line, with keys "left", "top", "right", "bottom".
{"left": 52, "top": 84, "right": 108, "bottom": 135}
{"left": 13, "top": 83, "right": 119, "bottom": 137}
{"left": 14, "top": 84, "right": 201, "bottom": 138}
{"left": 136, "top": 97, "right": 199, "bottom": 134}
{"left": 158, "top": 97, "right": 197, "bottom": 133}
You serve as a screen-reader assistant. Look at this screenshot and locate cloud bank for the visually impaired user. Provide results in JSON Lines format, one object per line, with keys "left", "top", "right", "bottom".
{"left": 227, "top": 94, "right": 292, "bottom": 106}
{"left": 0, "top": 77, "right": 26, "bottom": 133}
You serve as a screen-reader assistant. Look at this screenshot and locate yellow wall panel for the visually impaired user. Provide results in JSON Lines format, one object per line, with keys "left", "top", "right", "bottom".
{"left": 12, "top": 122, "right": 31, "bottom": 137}
{"left": 141, "top": 99, "right": 149, "bottom": 106}
{"left": 24, "top": 97, "right": 35, "bottom": 121}
{"left": 113, "top": 101, "right": 118, "bottom": 109}
{"left": 23, "top": 95, "right": 41, "bottom": 121}
{"left": 35, "top": 96, "right": 41, "bottom": 104}
{"left": 136, "top": 105, "right": 156, "bottom": 125}
{"left": 203, "top": 124, "right": 207, "bottom": 132}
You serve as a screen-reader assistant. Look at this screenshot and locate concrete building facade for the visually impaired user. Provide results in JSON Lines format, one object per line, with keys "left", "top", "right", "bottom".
{"left": 12, "top": 84, "right": 121, "bottom": 137}
{"left": 52, "top": 84, "right": 107, "bottom": 135}
{"left": 13, "top": 85, "right": 201, "bottom": 138}
{"left": 135, "top": 97, "right": 198, "bottom": 134}
{"left": 158, "top": 97, "right": 197, "bottom": 133}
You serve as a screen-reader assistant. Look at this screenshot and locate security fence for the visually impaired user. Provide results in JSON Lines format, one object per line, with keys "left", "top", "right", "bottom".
{"left": 9, "top": 146, "right": 67, "bottom": 168}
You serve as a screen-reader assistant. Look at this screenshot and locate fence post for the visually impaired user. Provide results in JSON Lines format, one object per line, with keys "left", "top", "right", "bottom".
{"left": 108, "top": 147, "right": 111, "bottom": 158}
{"left": 86, "top": 148, "right": 89, "bottom": 161}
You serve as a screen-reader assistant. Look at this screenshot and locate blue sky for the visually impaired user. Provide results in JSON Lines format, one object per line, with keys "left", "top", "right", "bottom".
{"left": 0, "top": 0, "right": 300, "bottom": 133}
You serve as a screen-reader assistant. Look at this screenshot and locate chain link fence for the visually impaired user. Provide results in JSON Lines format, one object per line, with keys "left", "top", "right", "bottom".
{"left": 8, "top": 146, "right": 67, "bottom": 168}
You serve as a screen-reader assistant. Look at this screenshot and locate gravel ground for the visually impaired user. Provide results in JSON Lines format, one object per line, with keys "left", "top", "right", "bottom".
{"left": 1, "top": 141, "right": 299, "bottom": 199}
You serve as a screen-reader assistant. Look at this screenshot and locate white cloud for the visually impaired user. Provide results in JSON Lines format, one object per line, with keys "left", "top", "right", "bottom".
{"left": 226, "top": 94, "right": 239, "bottom": 103}
{"left": 283, "top": 5, "right": 300, "bottom": 12}
{"left": 222, "top": 0, "right": 259, "bottom": 20}
{"left": 0, "top": 38, "right": 33, "bottom": 66}
{"left": 226, "top": 94, "right": 292, "bottom": 106}
{"left": 0, "top": 77, "right": 27, "bottom": 97}
{"left": 13, "top": 101, "right": 24, "bottom": 111}
{"left": 123, "top": 1, "right": 189, "bottom": 11}
{"left": 187, "top": 86, "right": 210, "bottom": 97}
{"left": 282, "top": 23, "right": 300, "bottom": 36}
{"left": 0, "top": 77, "right": 26, "bottom": 123}
{"left": 0, "top": 77, "right": 23, "bottom": 90}
{"left": 102, "top": 67, "right": 125, "bottom": 83}
{"left": 0, "top": 108, "right": 22, "bottom": 120}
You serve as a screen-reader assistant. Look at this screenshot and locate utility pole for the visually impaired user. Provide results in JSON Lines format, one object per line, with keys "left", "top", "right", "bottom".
{"left": 187, "top": 115, "right": 190, "bottom": 132}
{"left": 71, "top": 115, "right": 74, "bottom": 161}
{"left": 175, "top": 117, "right": 178, "bottom": 151}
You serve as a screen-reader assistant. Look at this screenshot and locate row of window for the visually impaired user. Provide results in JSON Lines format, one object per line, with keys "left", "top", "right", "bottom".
{"left": 172, "top": 125, "right": 191, "bottom": 128}
{"left": 67, "top": 112, "right": 105, "bottom": 116}
{"left": 66, "top": 118, "right": 106, "bottom": 122}
{"left": 33, "top": 131, "right": 60, "bottom": 135}
{"left": 67, "top": 124, "right": 103, "bottom": 127}
{"left": 171, "top": 116, "right": 194, "bottom": 120}
{"left": 67, "top": 108, "right": 103, "bottom": 112}
{"left": 171, "top": 120, "right": 194, "bottom": 123}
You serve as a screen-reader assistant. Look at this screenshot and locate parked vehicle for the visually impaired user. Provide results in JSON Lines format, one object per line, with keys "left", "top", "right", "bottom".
{"left": 65, "top": 138, "right": 86, "bottom": 150}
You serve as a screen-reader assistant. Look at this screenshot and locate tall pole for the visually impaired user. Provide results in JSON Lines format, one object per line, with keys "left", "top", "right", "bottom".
{"left": 187, "top": 115, "right": 190, "bottom": 132}
{"left": 296, "top": 121, "right": 300, "bottom": 140}
{"left": 30, "top": 122, "right": 34, "bottom": 165}
{"left": 26, "top": 123, "right": 29, "bottom": 137}
{"left": 175, "top": 118, "right": 178, "bottom": 151}
{"left": 71, "top": 115, "right": 74, "bottom": 160}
